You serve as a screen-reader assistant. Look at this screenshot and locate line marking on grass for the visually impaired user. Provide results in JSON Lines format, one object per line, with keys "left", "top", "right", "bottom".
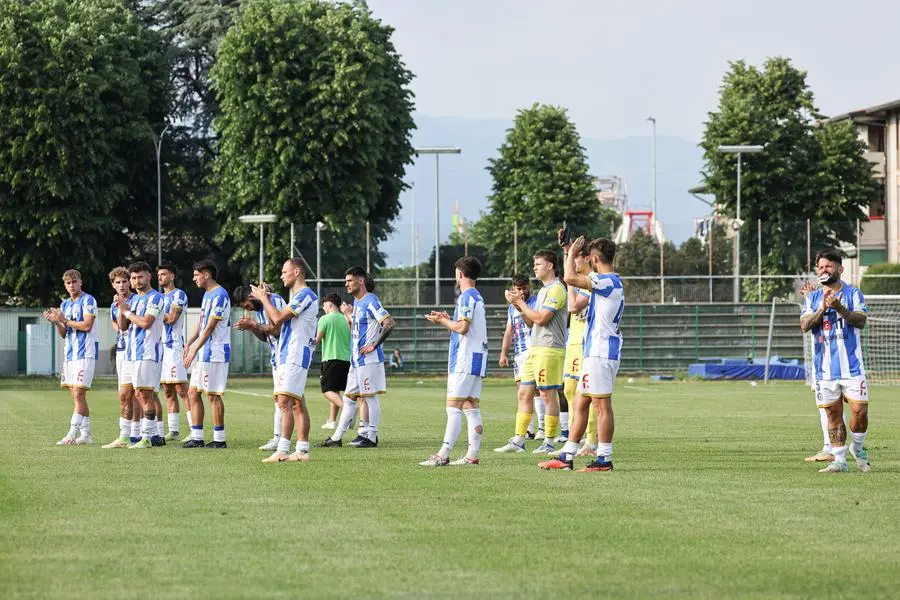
{"left": 230, "top": 390, "right": 272, "bottom": 398}
{"left": 624, "top": 385, "right": 662, "bottom": 392}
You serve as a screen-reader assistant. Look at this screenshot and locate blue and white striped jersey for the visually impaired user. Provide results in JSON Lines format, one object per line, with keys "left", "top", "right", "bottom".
{"left": 276, "top": 289, "right": 318, "bottom": 368}
{"left": 163, "top": 288, "right": 188, "bottom": 351}
{"left": 350, "top": 293, "right": 390, "bottom": 367}
{"left": 253, "top": 293, "right": 285, "bottom": 367}
{"left": 110, "top": 293, "right": 136, "bottom": 354}
{"left": 506, "top": 295, "right": 537, "bottom": 358}
{"left": 802, "top": 282, "right": 867, "bottom": 381}
{"left": 126, "top": 290, "right": 165, "bottom": 362}
{"left": 583, "top": 273, "right": 624, "bottom": 361}
{"left": 61, "top": 293, "right": 99, "bottom": 361}
{"left": 199, "top": 286, "right": 231, "bottom": 363}
{"left": 449, "top": 287, "right": 488, "bottom": 376}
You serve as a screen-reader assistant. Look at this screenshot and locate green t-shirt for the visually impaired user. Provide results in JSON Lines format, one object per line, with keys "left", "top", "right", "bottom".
{"left": 317, "top": 310, "right": 351, "bottom": 362}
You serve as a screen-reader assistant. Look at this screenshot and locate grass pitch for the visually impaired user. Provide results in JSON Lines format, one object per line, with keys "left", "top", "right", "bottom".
{"left": 1, "top": 376, "right": 899, "bottom": 599}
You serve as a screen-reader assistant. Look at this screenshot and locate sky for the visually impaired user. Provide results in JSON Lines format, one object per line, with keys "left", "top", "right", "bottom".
{"left": 368, "top": 0, "right": 900, "bottom": 141}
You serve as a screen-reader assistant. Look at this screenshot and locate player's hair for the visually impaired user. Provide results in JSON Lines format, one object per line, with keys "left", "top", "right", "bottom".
{"left": 455, "top": 256, "right": 481, "bottom": 281}
{"left": 128, "top": 261, "right": 152, "bottom": 275}
{"left": 533, "top": 250, "right": 559, "bottom": 274}
{"left": 322, "top": 293, "right": 342, "bottom": 307}
{"left": 286, "top": 257, "right": 306, "bottom": 277}
{"left": 157, "top": 263, "right": 177, "bottom": 275}
{"left": 193, "top": 259, "right": 218, "bottom": 280}
{"left": 587, "top": 238, "right": 616, "bottom": 265}
{"left": 365, "top": 274, "right": 376, "bottom": 292}
{"left": 232, "top": 285, "right": 261, "bottom": 310}
{"left": 575, "top": 233, "right": 590, "bottom": 257}
{"left": 108, "top": 266, "right": 128, "bottom": 283}
{"left": 511, "top": 274, "right": 530, "bottom": 288}
{"left": 815, "top": 249, "right": 843, "bottom": 265}
{"left": 345, "top": 266, "right": 374, "bottom": 291}
{"left": 62, "top": 269, "right": 81, "bottom": 281}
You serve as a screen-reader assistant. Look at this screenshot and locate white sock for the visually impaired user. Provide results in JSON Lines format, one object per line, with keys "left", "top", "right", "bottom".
{"left": 512, "top": 434, "right": 525, "bottom": 446}
{"left": 156, "top": 418, "right": 165, "bottom": 436}
{"left": 66, "top": 413, "right": 82, "bottom": 438}
{"left": 832, "top": 445, "right": 848, "bottom": 463}
{"left": 80, "top": 416, "right": 91, "bottom": 436}
{"left": 561, "top": 440, "right": 580, "bottom": 461}
{"left": 560, "top": 411, "right": 569, "bottom": 432}
{"left": 141, "top": 418, "right": 153, "bottom": 440}
{"left": 119, "top": 417, "right": 130, "bottom": 438}
{"left": 850, "top": 431, "right": 867, "bottom": 451}
{"left": 818, "top": 408, "right": 831, "bottom": 451}
{"left": 596, "top": 442, "right": 613, "bottom": 461}
{"left": 332, "top": 398, "right": 357, "bottom": 441}
{"left": 190, "top": 425, "right": 203, "bottom": 441}
{"left": 439, "top": 407, "right": 463, "bottom": 460}
{"left": 168, "top": 412, "right": 179, "bottom": 434}
{"left": 463, "top": 408, "right": 483, "bottom": 460}
{"left": 358, "top": 421, "right": 369, "bottom": 436}
{"left": 295, "top": 440, "right": 310, "bottom": 454}
{"left": 213, "top": 425, "right": 225, "bottom": 442}
{"left": 276, "top": 437, "right": 292, "bottom": 454}
{"left": 273, "top": 403, "right": 281, "bottom": 437}
{"left": 186, "top": 410, "right": 192, "bottom": 428}
{"left": 131, "top": 420, "right": 141, "bottom": 439}
{"left": 366, "top": 397, "right": 381, "bottom": 442}
{"left": 535, "top": 397, "right": 546, "bottom": 430}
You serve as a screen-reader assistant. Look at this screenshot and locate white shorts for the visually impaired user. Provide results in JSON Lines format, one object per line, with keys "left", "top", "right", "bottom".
{"left": 133, "top": 359, "right": 162, "bottom": 392}
{"left": 514, "top": 352, "right": 527, "bottom": 382}
{"left": 815, "top": 377, "right": 868, "bottom": 407}
{"left": 190, "top": 362, "right": 229, "bottom": 395}
{"left": 115, "top": 352, "right": 133, "bottom": 388}
{"left": 271, "top": 365, "right": 277, "bottom": 392}
{"left": 345, "top": 362, "right": 386, "bottom": 398}
{"left": 161, "top": 346, "right": 188, "bottom": 384}
{"left": 447, "top": 372, "right": 483, "bottom": 400}
{"left": 274, "top": 363, "right": 310, "bottom": 400}
{"left": 577, "top": 356, "right": 619, "bottom": 398}
{"left": 62, "top": 358, "right": 96, "bottom": 390}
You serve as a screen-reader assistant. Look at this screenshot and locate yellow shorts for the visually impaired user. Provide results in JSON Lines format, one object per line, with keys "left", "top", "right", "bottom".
{"left": 521, "top": 347, "right": 565, "bottom": 390}
{"left": 564, "top": 344, "right": 583, "bottom": 380}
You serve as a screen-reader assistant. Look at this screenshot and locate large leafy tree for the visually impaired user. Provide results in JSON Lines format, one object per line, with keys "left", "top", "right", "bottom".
{"left": 474, "top": 103, "right": 620, "bottom": 277}
{"left": 700, "top": 57, "right": 877, "bottom": 297}
{"left": 0, "top": 0, "right": 170, "bottom": 304}
{"left": 212, "top": 0, "right": 415, "bottom": 284}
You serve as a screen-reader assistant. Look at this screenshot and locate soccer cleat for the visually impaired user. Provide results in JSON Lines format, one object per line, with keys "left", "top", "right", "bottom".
{"left": 546, "top": 449, "right": 564, "bottom": 459}
{"left": 74, "top": 434, "right": 93, "bottom": 445}
{"left": 848, "top": 446, "right": 871, "bottom": 472}
{"left": 129, "top": 436, "right": 141, "bottom": 444}
{"left": 494, "top": 438, "right": 525, "bottom": 453}
{"left": 127, "top": 438, "right": 152, "bottom": 449}
{"left": 448, "top": 456, "right": 480, "bottom": 466}
{"left": 819, "top": 461, "right": 849, "bottom": 473}
{"left": 348, "top": 435, "right": 366, "bottom": 447}
{"left": 804, "top": 450, "right": 835, "bottom": 462}
{"left": 286, "top": 451, "right": 310, "bottom": 462}
{"left": 535, "top": 429, "right": 546, "bottom": 441}
{"left": 163, "top": 431, "right": 180, "bottom": 442}
{"left": 577, "top": 458, "right": 614, "bottom": 472}
{"left": 576, "top": 444, "right": 598, "bottom": 457}
{"left": 262, "top": 451, "right": 290, "bottom": 463}
{"left": 180, "top": 433, "right": 192, "bottom": 443}
{"left": 206, "top": 441, "right": 227, "bottom": 449}
{"left": 355, "top": 437, "right": 378, "bottom": 448}
{"left": 316, "top": 438, "right": 342, "bottom": 448}
{"left": 419, "top": 454, "right": 449, "bottom": 467}
{"left": 554, "top": 430, "right": 570, "bottom": 444}
{"left": 259, "top": 438, "right": 279, "bottom": 451}
{"left": 531, "top": 441, "right": 555, "bottom": 455}
{"left": 538, "top": 458, "right": 573, "bottom": 471}
{"left": 150, "top": 435, "right": 166, "bottom": 447}
{"left": 321, "top": 421, "right": 337, "bottom": 430}
{"left": 102, "top": 437, "right": 130, "bottom": 449}
{"left": 56, "top": 436, "right": 77, "bottom": 446}
{"left": 525, "top": 430, "right": 536, "bottom": 440}
{"left": 182, "top": 439, "right": 205, "bottom": 448}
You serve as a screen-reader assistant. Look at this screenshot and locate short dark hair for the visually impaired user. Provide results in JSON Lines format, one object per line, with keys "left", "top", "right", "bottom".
{"left": 157, "top": 263, "right": 177, "bottom": 275}
{"left": 455, "top": 256, "right": 482, "bottom": 281}
{"left": 128, "top": 261, "right": 152, "bottom": 274}
{"left": 345, "top": 266, "right": 367, "bottom": 279}
{"left": 815, "top": 249, "right": 843, "bottom": 265}
{"left": 533, "top": 250, "right": 559, "bottom": 274}
{"left": 587, "top": 238, "right": 616, "bottom": 265}
{"left": 193, "top": 259, "right": 218, "bottom": 280}
{"left": 286, "top": 257, "right": 306, "bottom": 277}
{"left": 322, "top": 293, "right": 342, "bottom": 307}
{"left": 511, "top": 274, "right": 530, "bottom": 288}
{"left": 232, "top": 285, "right": 261, "bottom": 310}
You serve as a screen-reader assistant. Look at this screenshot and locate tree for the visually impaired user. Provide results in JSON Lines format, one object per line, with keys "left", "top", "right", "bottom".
{"left": 474, "top": 103, "right": 620, "bottom": 277}
{"left": 0, "top": 0, "right": 170, "bottom": 304}
{"left": 700, "top": 57, "right": 877, "bottom": 298}
{"left": 212, "top": 0, "right": 415, "bottom": 285}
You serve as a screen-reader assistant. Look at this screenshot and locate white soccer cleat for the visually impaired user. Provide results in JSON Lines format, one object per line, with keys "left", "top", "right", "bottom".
{"left": 74, "top": 434, "right": 92, "bottom": 445}
{"left": 848, "top": 446, "right": 871, "bottom": 473}
{"left": 448, "top": 456, "right": 480, "bottom": 466}
{"left": 56, "top": 436, "right": 77, "bottom": 446}
{"left": 494, "top": 438, "right": 525, "bottom": 453}
{"left": 320, "top": 421, "right": 337, "bottom": 430}
{"left": 418, "top": 454, "right": 449, "bottom": 467}
{"left": 102, "top": 438, "right": 129, "bottom": 449}
{"left": 258, "top": 438, "right": 279, "bottom": 451}
{"left": 576, "top": 443, "right": 597, "bottom": 457}
{"left": 262, "top": 451, "right": 290, "bottom": 463}
{"left": 532, "top": 441, "right": 555, "bottom": 455}
{"left": 819, "top": 461, "right": 849, "bottom": 473}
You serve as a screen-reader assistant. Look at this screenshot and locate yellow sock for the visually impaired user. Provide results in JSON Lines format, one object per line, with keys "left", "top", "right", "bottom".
{"left": 514, "top": 412, "right": 532, "bottom": 437}
{"left": 586, "top": 406, "right": 597, "bottom": 445}
{"left": 545, "top": 414, "right": 560, "bottom": 439}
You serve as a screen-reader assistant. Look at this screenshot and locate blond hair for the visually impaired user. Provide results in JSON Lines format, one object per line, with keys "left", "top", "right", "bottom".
{"left": 62, "top": 269, "right": 82, "bottom": 281}
{"left": 108, "top": 266, "right": 128, "bottom": 283}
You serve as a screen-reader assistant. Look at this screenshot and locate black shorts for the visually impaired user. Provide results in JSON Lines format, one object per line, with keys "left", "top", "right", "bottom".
{"left": 320, "top": 360, "right": 350, "bottom": 393}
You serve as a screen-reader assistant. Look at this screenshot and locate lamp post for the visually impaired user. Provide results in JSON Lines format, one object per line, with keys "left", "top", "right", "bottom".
{"left": 238, "top": 214, "right": 278, "bottom": 284}
{"left": 414, "top": 146, "right": 462, "bottom": 306}
{"left": 316, "top": 221, "right": 325, "bottom": 299}
{"left": 152, "top": 124, "right": 171, "bottom": 267}
{"left": 717, "top": 145, "right": 764, "bottom": 302}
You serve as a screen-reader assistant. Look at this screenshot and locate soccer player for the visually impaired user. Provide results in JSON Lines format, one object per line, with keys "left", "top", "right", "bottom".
{"left": 495, "top": 250, "right": 568, "bottom": 454}
{"left": 102, "top": 267, "right": 137, "bottom": 448}
{"left": 498, "top": 275, "right": 543, "bottom": 437}
{"left": 419, "top": 257, "right": 487, "bottom": 467}
{"left": 316, "top": 293, "right": 351, "bottom": 430}
{"left": 232, "top": 284, "right": 285, "bottom": 450}
{"left": 182, "top": 260, "right": 231, "bottom": 448}
{"left": 319, "top": 266, "right": 394, "bottom": 448}
{"left": 158, "top": 263, "right": 189, "bottom": 441}
{"left": 115, "top": 262, "right": 166, "bottom": 448}
{"left": 252, "top": 259, "right": 318, "bottom": 463}
{"left": 800, "top": 250, "right": 871, "bottom": 473}
{"left": 541, "top": 236, "right": 623, "bottom": 471}
{"left": 43, "top": 269, "right": 98, "bottom": 445}
{"left": 798, "top": 281, "right": 839, "bottom": 463}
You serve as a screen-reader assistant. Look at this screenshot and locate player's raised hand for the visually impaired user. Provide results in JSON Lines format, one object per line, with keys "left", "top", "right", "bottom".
{"left": 504, "top": 289, "right": 521, "bottom": 305}
{"left": 799, "top": 281, "right": 815, "bottom": 297}
{"left": 340, "top": 302, "right": 353, "bottom": 317}
{"left": 498, "top": 354, "right": 509, "bottom": 367}
{"left": 249, "top": 283, "right": 268, "bottom": 302}
{"left": 570, "top": 235, "right": 586, "bottom": 255}
{"left": 42, "top": 308, "right": 56, "bottom": 322}
{"left": 233, "top": 316, "right": 255, "bottom": 331}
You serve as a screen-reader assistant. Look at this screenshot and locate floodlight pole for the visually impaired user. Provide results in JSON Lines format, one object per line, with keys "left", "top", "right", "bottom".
{"left": 153, "top": 123, "right": 170, "bottom": 268}
{"left": 718, "top": 145, "right": 764, "bottom": 303}
{"left": 238, "top": 214, "right": 278, "bottom": 285}
{"left": 316, "top": 222, "right": 325, "bottom": 299}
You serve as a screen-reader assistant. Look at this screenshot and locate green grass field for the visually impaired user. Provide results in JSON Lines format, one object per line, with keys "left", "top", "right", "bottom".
{"left": 1, "top": 376, "right": 898, "bottom": 599}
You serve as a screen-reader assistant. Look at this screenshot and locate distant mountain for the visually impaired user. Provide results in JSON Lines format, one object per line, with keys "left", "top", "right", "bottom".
{"left": 380, "top": 114, "right": 709, "bottom": 268}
